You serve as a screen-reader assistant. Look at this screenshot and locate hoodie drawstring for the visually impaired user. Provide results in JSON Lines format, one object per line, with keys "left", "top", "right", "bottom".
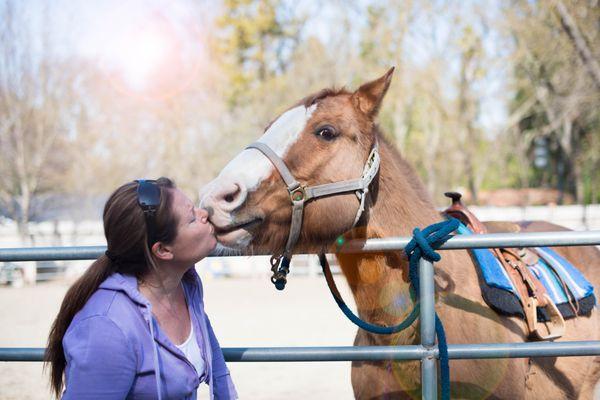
{"left": 149, "top": 317, "right": 163, "bottom": 400}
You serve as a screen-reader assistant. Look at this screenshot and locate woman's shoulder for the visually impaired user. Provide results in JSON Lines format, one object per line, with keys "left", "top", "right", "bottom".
{"left": 62, "top": 310, "right": 140, "bottom": 375}
{"left": 69, "top": 273, "right": 149, "bottom": 336}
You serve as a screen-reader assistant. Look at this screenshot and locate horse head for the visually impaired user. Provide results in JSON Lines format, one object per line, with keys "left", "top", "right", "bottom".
{"left": 201, "top": 68, "right": 394, "bottom": 255}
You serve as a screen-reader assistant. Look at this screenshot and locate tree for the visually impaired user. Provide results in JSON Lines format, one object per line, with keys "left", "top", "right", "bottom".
{"left": 0, "top": 1, "right": 81, "bottom": 239}
{"left": 216, "top": 0, "right": 304, "bottom": 106}
{"left": 503, "top": 0, "right": 600, "bottom": 203}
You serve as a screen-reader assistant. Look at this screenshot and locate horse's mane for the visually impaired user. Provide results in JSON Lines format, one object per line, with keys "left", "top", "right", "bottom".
{"left": 374, "top": 126, "right": 434, "bottom": 204}
{"left": 300, "top": 87, "right": 350, "bottom": 108}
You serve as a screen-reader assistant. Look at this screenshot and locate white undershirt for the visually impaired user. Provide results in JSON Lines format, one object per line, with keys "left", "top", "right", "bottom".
{"left": 175, "top": 324, "right": 206, "bottom": 379}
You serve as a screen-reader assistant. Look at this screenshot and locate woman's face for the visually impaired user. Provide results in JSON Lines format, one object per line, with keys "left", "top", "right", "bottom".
{"left": 167, "top": 188, "right": 217, "bottom": 265}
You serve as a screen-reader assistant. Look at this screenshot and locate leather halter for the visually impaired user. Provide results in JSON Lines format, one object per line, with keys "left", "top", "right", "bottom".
{"left": 245, "top": 139, "right": 380, "bottom": 288}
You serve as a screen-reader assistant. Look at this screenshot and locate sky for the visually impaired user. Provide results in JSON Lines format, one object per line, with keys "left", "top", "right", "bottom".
{"left": 50, "top": 0, "right": 209, "bottom": 93}
{"left": 15, "top": 0, "right": 510, "bottom": 134}
{"left": 295, "top": 0, "right": 511, "bottom": 136}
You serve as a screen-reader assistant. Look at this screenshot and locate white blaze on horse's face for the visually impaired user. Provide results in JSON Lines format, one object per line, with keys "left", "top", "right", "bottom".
{"left": 223, "top": 104, "right": 316, "bottom": 191}
{"left": 201, "top": 104, "right": 317, "bottom": 248}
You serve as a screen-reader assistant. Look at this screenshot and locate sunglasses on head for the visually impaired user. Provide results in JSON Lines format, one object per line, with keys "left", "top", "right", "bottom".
{"left": 135, "top": 179, "right": 161, "bottom": 247}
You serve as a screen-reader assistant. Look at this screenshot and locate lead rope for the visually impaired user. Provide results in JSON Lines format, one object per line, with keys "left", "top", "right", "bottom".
{"left": 320, "top": 253, "right": 419, "bottom": 334}
{"left": 321, "top": 218, "right": 458, "bottom": 400}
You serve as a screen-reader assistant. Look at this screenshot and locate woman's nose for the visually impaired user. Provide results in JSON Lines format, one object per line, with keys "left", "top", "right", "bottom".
{"left": 197, "top": 207, "right": 209, "bottom": 221}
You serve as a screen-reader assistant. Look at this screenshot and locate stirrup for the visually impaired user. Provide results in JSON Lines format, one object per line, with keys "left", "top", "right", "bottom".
{"left": 525, "top": 294, "right": 565, "bottom": 340}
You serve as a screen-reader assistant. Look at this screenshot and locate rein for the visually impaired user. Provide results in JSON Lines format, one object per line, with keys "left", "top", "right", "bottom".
{"left": 245, "top": 140, "right": 380, "bottom": 289}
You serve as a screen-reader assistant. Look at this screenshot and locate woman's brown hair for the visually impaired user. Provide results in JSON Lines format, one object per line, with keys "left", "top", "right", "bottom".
{"left": 45, "top": 177, "right": 178, "bottom": 398}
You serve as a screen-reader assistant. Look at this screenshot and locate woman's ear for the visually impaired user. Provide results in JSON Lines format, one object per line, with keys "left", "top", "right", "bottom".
{"left": 351, "top": 67, "right": 394, "bottom": 118}
{"left": 151, "top": 242, "right": 174, "bottom": 261}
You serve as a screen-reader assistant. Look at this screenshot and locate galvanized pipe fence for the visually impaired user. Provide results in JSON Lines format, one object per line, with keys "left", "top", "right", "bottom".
{"left": 2, "top": 230, "right": 600, "bottom": 400}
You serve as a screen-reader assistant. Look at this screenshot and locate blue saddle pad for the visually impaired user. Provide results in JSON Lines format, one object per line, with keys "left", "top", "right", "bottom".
{"left": 456, "top": 223, "right": 596, "bottom": 321}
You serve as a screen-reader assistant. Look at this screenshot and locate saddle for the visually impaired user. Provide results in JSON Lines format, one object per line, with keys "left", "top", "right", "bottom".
{"left": 442, "top": 192, "right": 594, "bottom": 340}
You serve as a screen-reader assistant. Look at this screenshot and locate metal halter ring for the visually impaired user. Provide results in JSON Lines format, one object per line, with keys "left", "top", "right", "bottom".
{"left": 290, "top": 187, "right": 306, "bottom": 202}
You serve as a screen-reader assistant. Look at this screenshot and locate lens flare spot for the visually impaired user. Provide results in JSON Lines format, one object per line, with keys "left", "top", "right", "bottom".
{"left": 379, "top": 281, "right": 414, "bottom": 318}
{"left": 77, "top": 2, "right": 206, "bottom": 100}
{"left": 113, "top": 28, "right": 170, "bottom": 90}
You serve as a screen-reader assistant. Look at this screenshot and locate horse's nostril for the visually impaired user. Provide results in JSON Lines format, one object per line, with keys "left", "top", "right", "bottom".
{"left": 215, "top": 182, "right": 246, "bottom": 210}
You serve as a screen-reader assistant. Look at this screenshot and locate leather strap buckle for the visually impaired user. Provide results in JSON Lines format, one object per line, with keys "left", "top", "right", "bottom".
{"left": 505, "top": 256, "right": 539, "bottom": 297}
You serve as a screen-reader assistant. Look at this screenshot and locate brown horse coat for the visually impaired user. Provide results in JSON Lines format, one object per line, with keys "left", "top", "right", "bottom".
{"left": 202, "top": 69, "right": 600, "bottom": 399}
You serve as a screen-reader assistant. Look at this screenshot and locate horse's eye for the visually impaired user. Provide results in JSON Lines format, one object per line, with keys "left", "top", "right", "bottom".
{"left": 315, "top": 126, "right": 337, "bottom": 141}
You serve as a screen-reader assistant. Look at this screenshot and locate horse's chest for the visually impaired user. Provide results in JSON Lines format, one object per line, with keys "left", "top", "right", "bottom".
{"left": 353, "top": 330, "right": 422, "bottom": 397}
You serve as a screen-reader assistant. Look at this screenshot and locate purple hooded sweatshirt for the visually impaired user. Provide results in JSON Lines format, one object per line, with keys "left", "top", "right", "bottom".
{"left": 61, "top": 269, "right": 238, "bottom": 399}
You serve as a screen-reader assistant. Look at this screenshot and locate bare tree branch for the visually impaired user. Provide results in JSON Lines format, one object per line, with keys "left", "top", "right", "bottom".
{"left": 552, "top": 0, "right": 600, "bottom": 89}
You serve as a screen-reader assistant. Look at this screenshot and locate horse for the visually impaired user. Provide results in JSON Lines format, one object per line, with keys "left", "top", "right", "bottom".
{"left": 200, "top": 68, "right": 600, "bottom": 399}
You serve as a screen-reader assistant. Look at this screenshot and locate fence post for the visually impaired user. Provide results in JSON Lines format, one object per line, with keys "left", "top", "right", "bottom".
{"left": 419, "top": 258, "right": 437, "bottom": 400}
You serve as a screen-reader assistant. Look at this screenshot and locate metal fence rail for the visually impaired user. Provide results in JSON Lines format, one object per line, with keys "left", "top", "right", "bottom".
{"left": 2, "top": 230, "right": 600, "bottom": 400}
{"left": 4, "top": 341, "right": 600, "bottom": 362}
{"left": 2, "top": 230, "right": 600, "bottom": 262}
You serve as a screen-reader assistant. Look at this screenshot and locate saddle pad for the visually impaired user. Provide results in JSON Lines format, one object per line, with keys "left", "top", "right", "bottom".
{"left": 456, "top": 223, "right": 596, "bottom": 321}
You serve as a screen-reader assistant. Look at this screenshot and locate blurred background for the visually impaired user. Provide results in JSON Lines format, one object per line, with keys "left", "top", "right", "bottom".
{"left": 0, "top": 0, "right": 599, "bottom": 398}
{"left": 2, "top": 0, "right": 600, "bottom": 281}
{"left": 1, "top": 0, "right": 600, "bottom": 244}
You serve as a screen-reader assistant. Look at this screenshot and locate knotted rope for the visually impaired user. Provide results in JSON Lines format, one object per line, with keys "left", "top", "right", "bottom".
{"left": 405, "top": 219, "right": 459, "bottom": 400}
{"left": 321, "top": 218, "right": 458, "bottom": 400}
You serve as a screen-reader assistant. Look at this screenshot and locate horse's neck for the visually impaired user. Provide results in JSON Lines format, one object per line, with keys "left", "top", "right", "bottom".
{"left": 368, "top": 139, "right": 442, "bottom": 236}
{"left": 336, "top": 139, "right": 444, "bottom": 344}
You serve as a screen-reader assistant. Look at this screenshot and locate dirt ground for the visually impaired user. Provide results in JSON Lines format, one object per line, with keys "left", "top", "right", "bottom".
{"left": 0, "top": 273, "right": 357, "bottom": 400}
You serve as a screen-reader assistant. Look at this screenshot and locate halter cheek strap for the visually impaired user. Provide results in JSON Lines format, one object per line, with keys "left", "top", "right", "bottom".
{"left": 245, "top": 140, "right": 380, "bottom": 289}
{"left": 353, "top": 143, "right": 380, "bottom": 226}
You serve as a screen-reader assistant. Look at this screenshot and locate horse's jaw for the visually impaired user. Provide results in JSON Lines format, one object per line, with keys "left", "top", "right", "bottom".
{"left": 211, "top": 218, "right": 265, "bottom": 250}
{"left": 213, "top": 226, "right": 332, "bottom": 256}
{"left": 214, "top": 229, "right": 253, "bottom": 249}
{"left": 206, "top": 206, "right": 263, "bottom": 249}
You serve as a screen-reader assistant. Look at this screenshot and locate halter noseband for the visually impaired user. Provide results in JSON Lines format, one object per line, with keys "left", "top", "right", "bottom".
{"left": 245, "top": 139, "right": 380, "bottom": 289}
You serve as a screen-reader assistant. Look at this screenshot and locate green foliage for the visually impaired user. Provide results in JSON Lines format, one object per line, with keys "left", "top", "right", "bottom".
{"left": 216, "top": 0, "right": 304, "bottom": 107}
{"left": 506, "top": 0, "right": 600, "bottom": 203}
{"left": 2, "top": 0, "right": 600, "bottom": 223}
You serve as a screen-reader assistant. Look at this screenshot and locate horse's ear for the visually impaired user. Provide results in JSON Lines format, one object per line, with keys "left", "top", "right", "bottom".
{"left": 351, "top": 67, "right": 394, "bottom": 118}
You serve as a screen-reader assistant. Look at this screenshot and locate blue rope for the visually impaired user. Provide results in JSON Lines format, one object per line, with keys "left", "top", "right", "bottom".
{"left": 405, "top": 218, "right": 459, "bottom": 400}
{"left": 321, "top": 218, "right": 458, "bottom": 399}
{"left": 319, "top": 253, "right": 419, "bottom": 334}
{"left": 435, "top": 315, "right": 449, "bottom": 400}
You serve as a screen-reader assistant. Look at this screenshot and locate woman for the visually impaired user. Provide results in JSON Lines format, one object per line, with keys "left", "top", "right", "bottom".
{"left": 45, "top": 178, "right": 237, "bottom": 399}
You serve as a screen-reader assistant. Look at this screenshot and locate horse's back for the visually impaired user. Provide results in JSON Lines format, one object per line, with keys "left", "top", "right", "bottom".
{"left": 484, "top": 220, "right": 600, "bottom": 399}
